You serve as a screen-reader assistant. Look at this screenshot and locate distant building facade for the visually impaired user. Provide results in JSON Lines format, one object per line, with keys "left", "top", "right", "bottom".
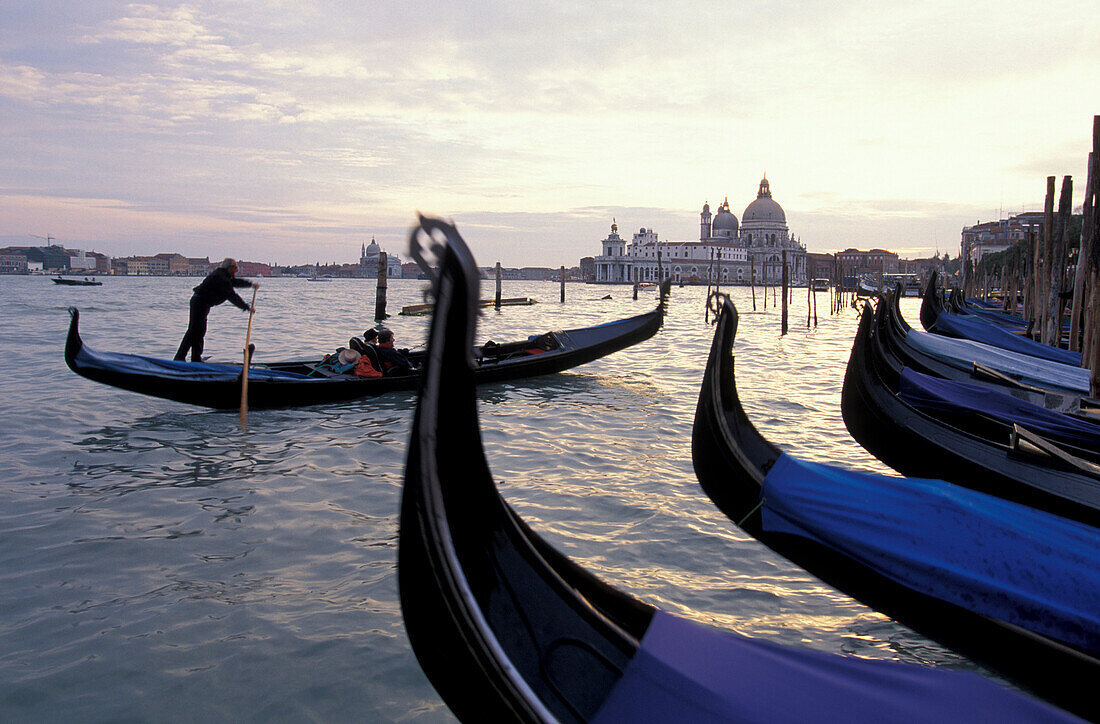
{"left": 960, "top": 212, "right": 1044, "bottom": 267}
{"left": 835, "top": 248, "right": 900, "bottom": 276}
{"left": 359, "top": 237, "right": 403, "bottom": 278}
{"left": 592, "top": 177, "right": 808, "bottom": 285}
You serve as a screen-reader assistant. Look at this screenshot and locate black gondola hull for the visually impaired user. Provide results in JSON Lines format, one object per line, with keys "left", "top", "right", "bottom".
{"left": 65, "top": 291, "right": 667, "bottom": 410}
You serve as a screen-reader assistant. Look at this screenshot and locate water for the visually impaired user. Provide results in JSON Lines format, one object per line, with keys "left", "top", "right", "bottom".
{"left": 1, "top": 275, "right": 986, "bottom": 721}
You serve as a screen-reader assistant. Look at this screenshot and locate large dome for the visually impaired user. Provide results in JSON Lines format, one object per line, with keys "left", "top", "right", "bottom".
{"left": 743, "top": 177, "right": 785, "bottom": 223}
{"left": 712, "top": 197, "right": 739, "bottom": 236}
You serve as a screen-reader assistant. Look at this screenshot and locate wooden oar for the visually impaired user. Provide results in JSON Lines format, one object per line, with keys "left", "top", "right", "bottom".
{"left": 239, "top": 286, "right": 258, "bottom": 425}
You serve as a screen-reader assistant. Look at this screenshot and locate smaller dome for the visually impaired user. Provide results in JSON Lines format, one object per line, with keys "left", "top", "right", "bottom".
{"left": 711, "top": 197, "right": 739, "bottom": 237}
{"left": 702, "top": 202, "right": 711, "bottom": 214}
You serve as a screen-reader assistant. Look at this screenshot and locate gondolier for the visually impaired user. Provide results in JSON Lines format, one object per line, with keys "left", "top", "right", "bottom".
{"left": 174, "top": 258, "right": 258, "bottom": 362}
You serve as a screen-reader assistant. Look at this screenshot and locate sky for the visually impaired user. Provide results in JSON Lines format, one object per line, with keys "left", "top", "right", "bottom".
{"left": 1, "top": 1, "right": 1097, "bottom": 268}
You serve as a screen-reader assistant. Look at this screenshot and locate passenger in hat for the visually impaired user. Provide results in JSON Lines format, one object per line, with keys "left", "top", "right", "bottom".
{"left": 174, "top": 258, "right": 258, "bottom": 362}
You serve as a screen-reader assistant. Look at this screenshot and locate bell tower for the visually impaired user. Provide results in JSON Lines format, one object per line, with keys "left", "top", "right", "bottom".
{"left": 700, "top": 201, "right": 712, "bottom": 241}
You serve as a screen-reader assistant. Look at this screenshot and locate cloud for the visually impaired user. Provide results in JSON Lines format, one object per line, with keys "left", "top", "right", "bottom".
{"left": 0, "top": 0, "right": 1097, "bottom": 266}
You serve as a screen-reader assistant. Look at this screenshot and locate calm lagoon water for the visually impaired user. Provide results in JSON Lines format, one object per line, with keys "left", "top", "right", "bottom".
{"left": 1, "top": 274, "right": 988, "bottom": 721}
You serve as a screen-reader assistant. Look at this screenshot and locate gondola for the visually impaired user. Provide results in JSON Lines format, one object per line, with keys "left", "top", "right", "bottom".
{"left": 842, "top": 298, "right": 1100, "bottom": 525}
{"left": 921, "top": 272, "right": 1080, "bottom": 366}
{"left": 65, "top": 281, "right": 668, "bottom": 410}
{"left": 884, "top": 286, "right": 1091, "bottom": 400}
{"left": 396, "top": 215, "right": 1075, "bottom": 723}
{"left": 691, "top": 294, "right": 1100, "bottom": 719}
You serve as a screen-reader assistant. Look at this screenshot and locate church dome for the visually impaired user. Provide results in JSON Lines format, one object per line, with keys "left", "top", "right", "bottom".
{"left": 743, "top": 177, "right": 786, "bottom": 223}
{"left": 712, "top": 197, "right": 739, "bottom": 236}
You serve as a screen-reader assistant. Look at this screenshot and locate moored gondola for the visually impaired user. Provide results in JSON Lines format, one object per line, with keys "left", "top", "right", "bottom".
{"left": 65, "top": 279, "right": 668, "bottom": 409}
{"left": 842, "top": 298, "right": 1100, "bottom": 525}
{"left": 921, "top": 272, "right": 1081, "bottom": 366}
{"left": 691, "top": 294, "right": 1100, "bottom": 719}
{"left": 885, "top": 286, "right": 1091, "bottom": 400}
{"left": 397, "top": 215, "right": 1078, "bottom": 723}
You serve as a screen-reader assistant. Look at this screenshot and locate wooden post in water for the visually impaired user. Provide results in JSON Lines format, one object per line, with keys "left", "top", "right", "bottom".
{"left": 750, "top": 256, "right": 757, "bottom": 311}
{"left": 633, "top": 266, "right": 639, "bottom": 301}
{"left": 657, "top": 248, "right": 663, "bottom": 283}
{"left": 1021, "top": 232, "right": 1030, "bottom": 319}
{"left": 495, "top": 262, "right": 502, "bottom": 309}
{"left": 813, "top": 277, "right": 818, "bottom": 327}
{"left": 561, "top": 266, "right": 567, "bottom": 303}
{"left": 375, "top": 252, "right": 389, "bottom": 321}
{"left": 1045, "top": 176, "right": 1073, "bottom": 346}
{"left": 705, "top": 248, "right": 714, "bottom": 302}
{"left": 1039, "top": 176, "right": 1056, "bottom": 341}
{"left": 807, "top": 276, "right": 812, "bottom": 329}
{"left": 781, "top": 250, "right": 789, "bottom": 335}
{"left": 1070, "top": 128, "right": 1097, "bottom": 352}
{"left": 715, "top": 249, "right": 721, "bottom": 298}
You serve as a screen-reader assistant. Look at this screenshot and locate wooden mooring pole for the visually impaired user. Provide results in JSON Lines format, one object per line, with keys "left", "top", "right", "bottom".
{"left": 750, "top": 256, "right": 757, "bottom": 311}
{"left": 781, "top": 250, "right": 788, "bottom": 336}
{"left": 374, "top": 251, "right": 389, "bottom": 320}
{"left": 1045, "top": 176, "right": 1073, "bottom": 346}
{"left": 1069, "top": 144, "right": 1096, "bottom": 352}
{"left": 1038, "top": 176, "right": 1055, "bottom": 341}
{"left": 495, "top": 262, "right": 502, "bottom": 310}
{"left": 561, "top": 266, "right": 567, "bottom": 303}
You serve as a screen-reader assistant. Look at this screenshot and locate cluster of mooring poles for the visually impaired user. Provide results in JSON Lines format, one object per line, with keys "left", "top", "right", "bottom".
{"left": 957, "top": 116, "right": 1100, "bottom": 397}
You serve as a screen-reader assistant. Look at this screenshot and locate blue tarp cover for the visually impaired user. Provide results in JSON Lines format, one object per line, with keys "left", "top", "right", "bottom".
{"left": 593, "top": 610, "right": 1074, "bottom": 722}
{"left": 933, "top": 310, "right": 1082, "bottom": 366}
{"left": 905, "top": 328, "right": 1090, "bottom": 395}
{"left": 898, "top": 366, "right": 1100, "bottom": 449}
{"left": 758, "top": 454, "right": 1100, "bottom": 652}
{"left": 76, "top": 346, "right": 310, "bottom": 381}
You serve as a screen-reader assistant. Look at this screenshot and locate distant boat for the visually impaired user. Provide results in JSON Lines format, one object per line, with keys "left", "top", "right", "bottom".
{"left": 307, "top": 276, "right": 333, "bottom": 282}
{"left": 812, "top": 278, "right": 830, "bottom": 291}
{"left": 53, "top": 276, "right": 102, "bottom": 286}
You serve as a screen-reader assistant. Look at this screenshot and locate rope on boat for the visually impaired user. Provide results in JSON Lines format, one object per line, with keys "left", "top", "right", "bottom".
{"left": 738, "top": 497, "right": 765, "bottom": 527}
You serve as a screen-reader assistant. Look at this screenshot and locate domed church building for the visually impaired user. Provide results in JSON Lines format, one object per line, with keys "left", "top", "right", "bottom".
{"left": 592, "top": 176, "right": 807, "bottom": 285}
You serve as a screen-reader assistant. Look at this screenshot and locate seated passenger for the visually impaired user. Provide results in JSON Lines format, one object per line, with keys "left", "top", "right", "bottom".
{"left": 375, "top": 329, "right": 414, "bottom": 374}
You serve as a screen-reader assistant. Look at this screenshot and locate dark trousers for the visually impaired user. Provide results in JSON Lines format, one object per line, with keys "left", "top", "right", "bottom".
{"left": 175, "top": 296, "right": 212, "bottom": 361}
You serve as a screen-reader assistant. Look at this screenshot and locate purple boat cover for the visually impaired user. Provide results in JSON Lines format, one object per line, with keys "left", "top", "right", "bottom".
{"left": 593, "top": 611, "right": 1074, "bottom": 722}
{"left": 758, "top": 454, "right": 1100, "bottom": 651}
{"left": 934, "top": 310, "right": 1081, "bottom": 366}
{"left": 898, "top": 366, "right": 1100, "bottom": 449}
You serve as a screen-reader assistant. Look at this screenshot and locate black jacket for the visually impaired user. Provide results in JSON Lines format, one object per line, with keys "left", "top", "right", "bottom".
{"left": 192, "top": 268, "right": 252, "bottom": 309}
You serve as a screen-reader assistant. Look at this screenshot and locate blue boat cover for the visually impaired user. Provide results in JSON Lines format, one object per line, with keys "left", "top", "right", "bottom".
{"left": 898, "top": 366, "right": 1100, "bottom": 450}
{"left": 758, "top": 454, "right": 1100, "bottom": 652}
{"left": 905, "top": 329, "right": 1090, "bottom": 395}
{"left": 933, "top": 310, "right": 1082, "bottom": 366}
{"left": 968, "top": 307, "right": 1030, "bottom": 328}
{"left": 593, "top": 611, "right": 1074, "bottom": 722}
{"left": 75, "top": 346, "right": 309, "bottom": 381}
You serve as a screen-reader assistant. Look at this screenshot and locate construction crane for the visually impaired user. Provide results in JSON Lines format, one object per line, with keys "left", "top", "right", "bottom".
{"left": 30, "top": 233, "right": 58, "bottom": 246}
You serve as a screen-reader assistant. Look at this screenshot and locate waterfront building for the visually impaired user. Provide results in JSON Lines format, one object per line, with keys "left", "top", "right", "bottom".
{"left": 1, "top": 252, "right": 28, "bottom": 273}
{"left": 960, "top": 212, "right": 1044, "bottom": 267}
{"left": 835, "top": 248, "right": 900, "bottom": 276}
{"left": 592, "top": 177, "right": 808, "bottom": 285}
{"left": 359, "top": 237, "right": 403, "bottom": 278}
{"left": 188, "top": 257, "right": 213, "bottom": 276}
{"left": 154, "top": 253, "right": 191, "bottom": 275}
